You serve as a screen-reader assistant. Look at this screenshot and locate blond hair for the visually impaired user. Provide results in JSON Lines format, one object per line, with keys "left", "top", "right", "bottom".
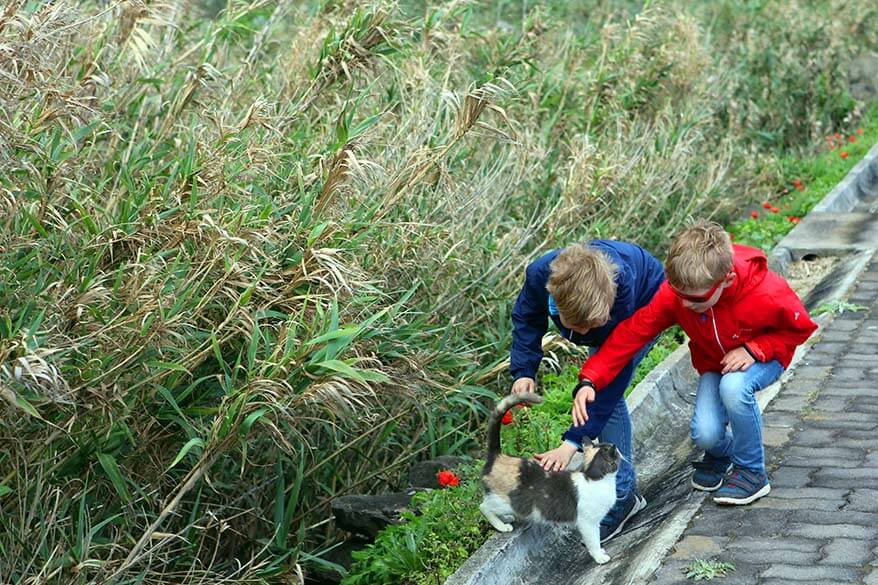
{"left": 546, "top": 244, "right": 617, "bottom": 327}
{"left": 665, "top": 221, "right": 733, "bottom": 290}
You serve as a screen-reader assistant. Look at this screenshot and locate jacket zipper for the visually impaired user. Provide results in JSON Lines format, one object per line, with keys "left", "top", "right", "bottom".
{"left": 709, "top": 307, "right": 727, "bottom": 355}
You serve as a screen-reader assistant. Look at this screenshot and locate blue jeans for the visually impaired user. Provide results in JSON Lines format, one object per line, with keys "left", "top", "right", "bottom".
{"left": 690, "top": 360, "right": 784, "bottom": 474}
{"left": 564, "top": 340, "right": 656, "bottom": 502}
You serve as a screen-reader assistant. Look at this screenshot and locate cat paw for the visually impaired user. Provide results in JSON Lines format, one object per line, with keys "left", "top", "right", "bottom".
{"left": 496, "top": 523, "right": 513, "bottom": 533}
{"left": 591, "top": 550, "right": 610, "bottom": 564}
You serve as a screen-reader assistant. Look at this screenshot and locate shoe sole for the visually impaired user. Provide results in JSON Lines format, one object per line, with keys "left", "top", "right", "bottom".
{"left": 713, "top": 483, "right": 771, "bottom": 505}
{"left": 600, "top": 495, "right": 647, "bottom": 544}
{"left": 691, "top": 478, "right": 723, "bottom": 492}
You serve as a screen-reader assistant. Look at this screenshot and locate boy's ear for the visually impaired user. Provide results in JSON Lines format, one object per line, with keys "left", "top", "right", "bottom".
{"left": 723, "top": 271, "right": 737, "bottom": 286}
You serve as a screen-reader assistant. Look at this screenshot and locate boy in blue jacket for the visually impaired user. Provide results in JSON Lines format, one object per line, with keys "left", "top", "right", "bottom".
{"left": 510, "top": 241, "right": 664, "bottom": 541}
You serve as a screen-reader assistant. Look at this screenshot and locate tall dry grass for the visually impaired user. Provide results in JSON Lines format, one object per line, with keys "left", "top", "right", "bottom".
{"left": 0, "top": 0, "right": 874, "bottom": 582}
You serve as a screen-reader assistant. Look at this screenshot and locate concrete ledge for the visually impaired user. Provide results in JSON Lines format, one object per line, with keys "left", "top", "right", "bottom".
{"left": 774, "top": 213, "right": 878, "bottom": 260}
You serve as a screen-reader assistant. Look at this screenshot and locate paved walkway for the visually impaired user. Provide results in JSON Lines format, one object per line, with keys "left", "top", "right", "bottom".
{"left": 650, "top": 251, "right": 878, "bottom": 584}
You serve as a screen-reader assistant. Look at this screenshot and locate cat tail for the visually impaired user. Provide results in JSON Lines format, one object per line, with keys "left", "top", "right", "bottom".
{"left": 486, "top": 392, "right": 544, "bottom": 460}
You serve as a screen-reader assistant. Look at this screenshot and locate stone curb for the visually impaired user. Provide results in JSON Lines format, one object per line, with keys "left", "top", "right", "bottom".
{"left": 812, "top": 141, "right": 878, "bottom": 213}
{"left": 447, "top": 143, "right": 878, "bottom": 585}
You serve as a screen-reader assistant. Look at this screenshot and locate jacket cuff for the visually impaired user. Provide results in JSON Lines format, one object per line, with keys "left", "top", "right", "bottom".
{"left": 578, "top": 364, "right": 601, "bottom": 388}
{"left": 564, "top": 438, "right": 582, "bottom": 451}
{"left": 743, "top": 341, "right": 765, "bottom": 362}
{"left": 510, "top": 368, "right": 537, "bottom": 381}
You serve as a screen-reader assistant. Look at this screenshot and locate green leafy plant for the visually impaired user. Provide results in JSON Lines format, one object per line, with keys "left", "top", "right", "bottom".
{"left": 813, "top": 300, "right": 869, "bottom": 316}
{"left": 342, "top": 463, "right": 489, "bottom": 585}
{"left": 683, "top": 558, "right": 736, "bottom": 580}
{"left": 1, "top": 0, "right": 876, "bottom": 583}
{"left": 499, "top": 381, "right": 575, "bottom": 457}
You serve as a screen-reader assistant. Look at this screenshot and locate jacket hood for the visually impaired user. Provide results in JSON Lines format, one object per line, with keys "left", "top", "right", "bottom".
{"left": 726, "top": 244, "right": 768, "bottom": 300}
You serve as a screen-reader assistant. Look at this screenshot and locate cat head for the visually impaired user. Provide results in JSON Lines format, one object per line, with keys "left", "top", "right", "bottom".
{"left": 581, "top": 442, "right": 621, "bottom": 481}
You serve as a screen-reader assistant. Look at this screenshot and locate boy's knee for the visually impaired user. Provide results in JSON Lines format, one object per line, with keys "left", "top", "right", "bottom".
{"left": 690, "top": 419, "right": 723, "bottom": 450}
{"left": 718, "top": 373, "right": 754, "bottom": 408}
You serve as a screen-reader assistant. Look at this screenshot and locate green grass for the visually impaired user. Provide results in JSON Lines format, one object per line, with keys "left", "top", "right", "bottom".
{"left": 342, "top": 463, "right": 489, "bottom": 585}
{"left": 813, "top": 300, "right": 869, "bottom": 316}
{"left": 729, "top": 102, "right": 878, "bottom": 251}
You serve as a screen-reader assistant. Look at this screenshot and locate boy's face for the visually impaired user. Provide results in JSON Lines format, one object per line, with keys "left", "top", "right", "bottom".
{"left": 562, "top": 320, "right": 591, "bottom": 335}
{"left": 673, "top": 272, "right": 735, "bottom": 314}
{"left": 560, "top": 315, "right": 606, "bottom": 335}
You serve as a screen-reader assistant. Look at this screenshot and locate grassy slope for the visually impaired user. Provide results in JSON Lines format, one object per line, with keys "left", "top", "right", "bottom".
{"left": 0, "top": 1, "right": 876, "bottom": 583}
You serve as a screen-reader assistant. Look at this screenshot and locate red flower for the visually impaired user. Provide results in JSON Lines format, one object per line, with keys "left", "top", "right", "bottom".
{"left": 830, "top": 144, "right": 837, "bottom": 151}
{"left": 501, "top": 410, "right": 513, "bottom": 425}
{"left": 840, "top": 151, "right": 849, "bottom": 159}
{"left": 762, "top": 201, "right": 772, "bottom": 209}
{"left": 834, "top": 133, "right": 842, "bottom": 139}
{"left": 857, "top": 128, "right": 864, "bottom": 135}
{"left": 850, "top": 136, "right": 857, "bottom": 143}
{"left": 437, "top": 470, "right": 461, "bottom": 487}
{"left": 796, "top": 184, "right": 805, "bottom": 192}
{"left": 782, "top": 188, "right": 790, "bottom": 194}
{"left": 787, "top": 216, "right": 800, "bottom": 224}
{"left": 750, "top": 211, "right": 759, "bottom": 219}
{"left": 770, "top": 206, "right": 779, "bottom": 213}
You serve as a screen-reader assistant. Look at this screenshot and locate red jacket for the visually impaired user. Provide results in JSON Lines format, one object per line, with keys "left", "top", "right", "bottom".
{"left": 580, "top": 245, "right": 818, "bottom": 390}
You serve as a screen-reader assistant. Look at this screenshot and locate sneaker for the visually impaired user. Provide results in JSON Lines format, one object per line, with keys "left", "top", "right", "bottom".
{"left": 691, "top": 453, "right": 733, "bottom": 492}
{"left": 599, "top": 492, "right": 647, "bottom": 543}
{"left": 713, "top": 466, "right": 770, "bottom": 505}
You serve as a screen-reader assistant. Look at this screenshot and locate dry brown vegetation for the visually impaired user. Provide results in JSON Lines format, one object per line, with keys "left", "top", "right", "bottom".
{"left": 0, "top": 0, "right": 875, "bottom": 583}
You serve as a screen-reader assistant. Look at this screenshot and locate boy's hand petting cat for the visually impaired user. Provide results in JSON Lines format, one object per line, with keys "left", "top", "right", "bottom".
{"left": 572, "top": 382, "right": 596, "bottom": 427}
{"left": 511, "top": 377, "right": 535, "bottom": 394}
{"left": 720, "top": 347, "right": 755, "bottom": 374}
{"left": 534, "top": 441, "right": 578, "bottom": 471}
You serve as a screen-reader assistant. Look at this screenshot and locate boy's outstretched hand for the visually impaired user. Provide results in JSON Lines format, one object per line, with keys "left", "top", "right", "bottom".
{"left": 572, "top": 382, "right": 596, "bottom": 427}
{"left": 511, "top": 377, "right": 535, "bottom": 394}
{"left": 721, "top": 347, "right": 755, "bottom": 374}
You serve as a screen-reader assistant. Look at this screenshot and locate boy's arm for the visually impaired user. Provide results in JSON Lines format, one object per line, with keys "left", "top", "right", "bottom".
{"left": 578, "top": 285, "right": 678, "bottom": 390}
{"left": 743, "top": 290, "right": 817, "bottom": 362}
{"left": 510, "top": 262, "right": 551, "bottom": 381}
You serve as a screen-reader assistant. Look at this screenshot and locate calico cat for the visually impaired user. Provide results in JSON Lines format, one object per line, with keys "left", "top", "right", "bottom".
{"left": 479, "top": 392, "right": 620, "bottom": 564}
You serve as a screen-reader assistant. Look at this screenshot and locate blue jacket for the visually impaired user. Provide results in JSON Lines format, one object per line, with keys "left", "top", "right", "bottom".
{"left": 510, "top": 241, "right": 665, "bottom": 381}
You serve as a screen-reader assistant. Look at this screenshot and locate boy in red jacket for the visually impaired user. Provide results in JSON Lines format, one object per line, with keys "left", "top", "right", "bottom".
{"left": 572, "top": 221, "right": 817, "bottom": 505}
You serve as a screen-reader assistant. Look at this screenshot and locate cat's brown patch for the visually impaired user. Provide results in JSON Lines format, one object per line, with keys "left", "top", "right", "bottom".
{"left": 482, "top": 454, "right": 520, "bottom": 495}
{"left": 580, "top": 444, "right": 599, "bottom": 469}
